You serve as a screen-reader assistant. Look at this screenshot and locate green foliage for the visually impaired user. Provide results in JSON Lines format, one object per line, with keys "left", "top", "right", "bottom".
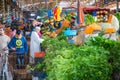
{"left": 57, "top": 30, "right": 67, "bottom": 41}
{"left": 34, "top": 63, "right": 45, "bottom": 71}
{"left": 85, "top": 36, "right": 120, "bottom": 73}
{"left": 72, "top": 46, "right": 112, "bottom": 80}
{"left": 27, "top": 63, "right": 45, "bottom": 72}
{"left": 85, "top": 14, "right": 95, "bottom": 25}
{"left": 65, "top": 14, "right": 72, "bottom": 21}
{"left": 42, "top": 35, "right": 112, "bottom": 80}
{"left": 114, "top": 12, "right": 120, "bottom": 24}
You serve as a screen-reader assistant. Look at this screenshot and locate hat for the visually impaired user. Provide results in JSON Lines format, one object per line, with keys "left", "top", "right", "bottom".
{"left": 35, "top": 27, "right": 40, "bottom": 30}
{"left": 16, "top": 30, "right": 21, "bottom": 35}
{"left": 71, "top": 16, "right": 76, "bottom": 20}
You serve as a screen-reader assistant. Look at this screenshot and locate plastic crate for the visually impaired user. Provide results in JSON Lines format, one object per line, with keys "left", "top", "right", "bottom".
{"left": 64, "top": 28, "right": 77, "bottom": 36}
{"left": 34, "top": 52, "right": 45, "bottom": 58}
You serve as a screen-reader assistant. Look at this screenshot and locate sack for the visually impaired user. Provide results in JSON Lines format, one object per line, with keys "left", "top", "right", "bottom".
{"left": 75, "top": 31, "right": 85, "bottom": 46}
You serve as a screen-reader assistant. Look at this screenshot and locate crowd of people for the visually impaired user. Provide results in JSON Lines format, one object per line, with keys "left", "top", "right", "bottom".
{"left": 1, "top": 11, "right": 119, "bottom": 71}
{"left": 0, "top": 18, "right": 45, "bottom": 70}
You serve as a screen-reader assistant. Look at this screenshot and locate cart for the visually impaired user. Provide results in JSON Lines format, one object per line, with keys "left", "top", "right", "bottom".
{"left": 8, "top": 52, "right": 33, "bottom": 80}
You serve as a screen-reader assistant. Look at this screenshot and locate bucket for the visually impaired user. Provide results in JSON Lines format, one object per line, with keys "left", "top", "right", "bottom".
{"left": 32, "top": 76, "right": 38, "bottom": 80}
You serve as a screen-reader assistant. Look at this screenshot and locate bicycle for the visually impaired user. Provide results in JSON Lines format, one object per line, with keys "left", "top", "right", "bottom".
{"left": 0, "top": 49, "right": 13, "bottom": 80}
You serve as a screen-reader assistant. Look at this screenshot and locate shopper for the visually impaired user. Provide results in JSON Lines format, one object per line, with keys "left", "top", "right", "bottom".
{"left": 67, "top": 16, "right": 77, "bottom": 43}
{"left": 11, "top": 28, "right": 16, "bottom": 38}
{"left": 0, "top": 24, "right": 10, "bottom": 52}
{"left": 30, "top": 27, "right": 44, "bottom": 64}
{"left": 0, "top": 24, "right": 10, "bottom": 74}
{"left": 4, "top": 26, "right": 13, "bottom": 38}
{"left": 8, "top": 30, "right": 28, "bottom": 69}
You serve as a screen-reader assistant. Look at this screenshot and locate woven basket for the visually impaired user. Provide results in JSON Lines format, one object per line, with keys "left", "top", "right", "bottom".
{"left": 16, "top": 69, "right": 28, "bottom": 79}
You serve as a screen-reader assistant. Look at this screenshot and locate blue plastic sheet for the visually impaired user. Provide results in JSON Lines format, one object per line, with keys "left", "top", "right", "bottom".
{"left": 64, "top": 28, "right": 77, "bottom": 36}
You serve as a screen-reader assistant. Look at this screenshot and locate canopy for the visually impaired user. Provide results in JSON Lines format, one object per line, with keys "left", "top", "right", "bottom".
{"left": 83, "top": 6, "right": 99, "bottom": 11}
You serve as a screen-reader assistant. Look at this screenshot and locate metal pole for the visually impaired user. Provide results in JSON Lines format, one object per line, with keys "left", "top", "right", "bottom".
{"left": 56, "top": 0, "right": 58, "bottom": 6}
{"left": 116, "top": 0, "right": 119, "bottom": 12}
{"left": 95, "top": 0, "right": 97, "bottom": 6}
{"left": 45, "top": 0, "right": 47, "bottom": 9}
{"left": 2, "top": 0, "right": 5, "bottom": 22}
{"left": 31, "top": 0, "right": 35, "bottom": 11}
{"left": 7, "top": 5, "right": 10, "bottom": 18}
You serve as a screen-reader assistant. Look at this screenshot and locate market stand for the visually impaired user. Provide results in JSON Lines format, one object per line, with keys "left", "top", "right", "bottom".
{"left": 25, "top": 4, "right": 120, "bottom": 79}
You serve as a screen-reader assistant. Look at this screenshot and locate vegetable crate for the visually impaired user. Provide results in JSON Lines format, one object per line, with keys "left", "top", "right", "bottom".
{"left": 34, "top": 52, "right": 45, "bottom": 63}
{"left": 32, "top": 71, "right": 46, "bottom": 80}
{"left": 34, "top": 52, "right": 45, "bottom": 58}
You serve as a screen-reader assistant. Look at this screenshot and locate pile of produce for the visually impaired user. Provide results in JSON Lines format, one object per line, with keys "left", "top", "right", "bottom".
{"left": 85, "top": 14, "right": 95, "bottom": 25}
{"left": 96, "top": 10, "right": 108, "bottom": 22}
{"left": 86, "top": 36, "right": 120, "bottom": 74}
{"left": 41, "top": 33, "right": 117, "bottom": 80}
{"left": 65, "top": 14, "right": 73, "bottom": 21}
{"left": 114, "top": 12, "right": 120, "bottom": 24}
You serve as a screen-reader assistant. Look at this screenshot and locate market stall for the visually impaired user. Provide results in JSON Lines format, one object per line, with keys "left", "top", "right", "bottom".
{"left": 25, "top": 3, "right": 120, "bottom": 80}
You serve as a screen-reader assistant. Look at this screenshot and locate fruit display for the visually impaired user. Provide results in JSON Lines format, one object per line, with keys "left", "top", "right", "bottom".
{"left": 96, "top": 9, "right": 109, "bottom": 22}
{"left": 115, "top": 12, "right": 120, "bottom": 24}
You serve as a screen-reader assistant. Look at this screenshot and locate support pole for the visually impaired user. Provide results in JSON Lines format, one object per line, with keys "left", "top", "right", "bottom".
{"left": 116, "top": 0, "right": 119, "bottom": 12}
{"left": 2, "top": 0, "right": 5, "bottom": 23}
{"left": 95, "top": 0, "right": 97, "bottom": 6}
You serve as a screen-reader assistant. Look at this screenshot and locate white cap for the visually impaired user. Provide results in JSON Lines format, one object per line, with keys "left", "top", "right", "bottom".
{"left": 35, "top": 27, "right": 40, "bottom": 30}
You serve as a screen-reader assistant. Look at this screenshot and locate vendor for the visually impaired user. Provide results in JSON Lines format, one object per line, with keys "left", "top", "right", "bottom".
{"left": 48, "top": 17, "right": 56, "bottom": 31}
{"left": 70, "top": 16, "right": 77, "bottom": 30}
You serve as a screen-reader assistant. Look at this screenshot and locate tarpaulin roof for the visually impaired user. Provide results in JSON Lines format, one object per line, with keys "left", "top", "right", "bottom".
{"left": 83, "top": 6, "right": 99, "bottom": 11}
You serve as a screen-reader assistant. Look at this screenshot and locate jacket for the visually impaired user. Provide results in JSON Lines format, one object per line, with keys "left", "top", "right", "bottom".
{"left": 8, "top": 35, "right": 28, "bottom": 54}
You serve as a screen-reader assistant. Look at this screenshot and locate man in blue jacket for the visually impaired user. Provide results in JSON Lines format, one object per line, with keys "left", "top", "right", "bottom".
{"left": 8, "top": 30, "right": 28, "bottom": 69}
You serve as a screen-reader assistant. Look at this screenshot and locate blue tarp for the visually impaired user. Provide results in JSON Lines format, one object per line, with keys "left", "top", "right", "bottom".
{"left": 64, "top": 28, "right": 77, "bottom": 36}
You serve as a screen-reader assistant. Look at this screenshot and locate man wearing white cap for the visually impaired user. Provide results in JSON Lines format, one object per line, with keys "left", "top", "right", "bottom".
{"left": 30, "top": 27, "right": 44, "bottom": 64}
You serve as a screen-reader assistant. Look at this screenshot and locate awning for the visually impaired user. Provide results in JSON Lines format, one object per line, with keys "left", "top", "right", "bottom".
{"left": 83, "top": 6, "right": 99, "bottom": 11}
